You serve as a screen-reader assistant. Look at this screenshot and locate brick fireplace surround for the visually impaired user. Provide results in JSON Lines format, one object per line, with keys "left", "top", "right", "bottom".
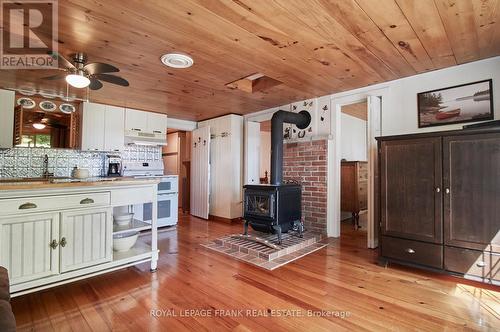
{"left": 283, "top": 140, "right": 328, "bottom": 234}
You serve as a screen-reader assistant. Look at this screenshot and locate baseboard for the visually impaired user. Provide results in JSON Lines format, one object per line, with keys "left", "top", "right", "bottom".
{"left": 209, "top": 215, "right": 243, "bottom": 224}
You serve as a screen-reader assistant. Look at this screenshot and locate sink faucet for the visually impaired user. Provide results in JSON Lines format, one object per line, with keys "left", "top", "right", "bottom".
{"left": 42, "top": 154, "right": 54, "bottom": 179}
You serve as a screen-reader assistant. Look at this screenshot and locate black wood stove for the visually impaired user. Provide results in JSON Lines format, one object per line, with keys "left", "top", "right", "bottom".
{"left": 242, "top": 109, "right": 311, "bottom": 244}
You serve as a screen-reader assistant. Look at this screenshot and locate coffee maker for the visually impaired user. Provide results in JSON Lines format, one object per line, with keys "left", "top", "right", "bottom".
{"left": 106, "top": 155, "right": 122, "bottom": 177}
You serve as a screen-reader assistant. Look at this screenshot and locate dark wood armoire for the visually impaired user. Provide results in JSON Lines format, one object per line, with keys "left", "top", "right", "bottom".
{"left": 377, "top": 127, "right": 500, "bottom": 285}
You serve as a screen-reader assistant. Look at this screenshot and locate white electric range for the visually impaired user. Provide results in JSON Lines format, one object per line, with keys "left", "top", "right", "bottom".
{"left": 122, "top": 161, "right": 179, "bottom": 227}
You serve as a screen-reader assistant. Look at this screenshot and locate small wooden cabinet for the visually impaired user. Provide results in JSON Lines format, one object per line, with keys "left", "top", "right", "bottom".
{"left": 377, "top": 129, "right": 500, "bottom": 285}
{"left": 341, "top": 161, "right": 368, "bottom": 228}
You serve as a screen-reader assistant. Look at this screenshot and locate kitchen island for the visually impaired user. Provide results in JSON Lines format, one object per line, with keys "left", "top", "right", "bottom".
{"left": 0, "top": 177, "right": 160, "bottom": 296}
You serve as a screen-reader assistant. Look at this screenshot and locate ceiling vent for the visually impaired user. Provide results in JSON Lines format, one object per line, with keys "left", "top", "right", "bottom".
{"left": 226, "top": 73, "right": 282, "bottom": 93}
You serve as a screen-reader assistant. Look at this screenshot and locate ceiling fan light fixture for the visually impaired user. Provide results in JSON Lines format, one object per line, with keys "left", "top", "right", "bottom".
{"left": 65, "top": 73, "right": 90, "bottom": 88}
{"left": 33, "top": 123, "right": 46, "bottom": 130}
{"left": 160, "top": 53, "right": 193, "bottom": 68}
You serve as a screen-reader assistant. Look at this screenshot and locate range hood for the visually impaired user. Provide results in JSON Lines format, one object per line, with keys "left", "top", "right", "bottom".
{"left": 124, "top": 129, "right": 167, "bottom": 146}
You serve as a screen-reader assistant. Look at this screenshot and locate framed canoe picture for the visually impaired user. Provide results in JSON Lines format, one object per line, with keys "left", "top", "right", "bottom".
{"left": 417, "top": 79, "right": 494, "bottom": 128}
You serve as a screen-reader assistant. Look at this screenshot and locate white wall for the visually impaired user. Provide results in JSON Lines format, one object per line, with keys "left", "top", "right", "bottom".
{"left": 340, "top": 113, "right": 367, "bottom": 161}
{"left": 246, "top": 56, "right": 500, "bottom": 137}
{"left": 0, "top": 89, "right": 15, "bottom": 149}
{"left": 260, "top": 131, "right": 271, "bottom": 178}
{"left": 333, "top": 56, "right": 500, "bottom": 136}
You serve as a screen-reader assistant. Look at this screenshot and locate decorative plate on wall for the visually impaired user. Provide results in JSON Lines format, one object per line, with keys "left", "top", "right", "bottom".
{"left": 39, "top": 100, "right": 57, "bottom": 112}
{"left": 16, "top": 97, "right": 35, "bottom": 109}
{"left": 59, "top": 103, "right": 76, "bottom": 114}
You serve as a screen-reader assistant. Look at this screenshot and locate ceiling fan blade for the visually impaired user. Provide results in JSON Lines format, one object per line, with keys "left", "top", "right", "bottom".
{"left": 94, "top": 74, "right": 129, "bottom": 87}
{"left": 47, "top": 51, "right": 75, "bottom": 70}
{"left": 41, "top": 73, "right": 67, "bottom": 80}
{"left": 84, "top": 62, "right": 119, "bottom": 75}
{"left": 89, "top": 78, "right": 103, "bottom": 90}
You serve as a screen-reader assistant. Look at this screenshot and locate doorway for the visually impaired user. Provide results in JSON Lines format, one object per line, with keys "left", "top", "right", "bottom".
{"left": 339, "top": 100, "right": 369, "bottom": 241}
{"left": 164, "top": 129, "right": 192, "bottom": 215}
{"left": 259, "top": 120, "right": 271, "bottom": 184}
{"left": 329, "top": 90, "right": 385, "bottom": 248}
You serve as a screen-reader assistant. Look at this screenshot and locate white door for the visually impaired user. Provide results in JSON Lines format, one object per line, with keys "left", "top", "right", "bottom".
{"left": 81, "top": 102, "right": 105, "bottom": 151}
{"left": 59, "top": 208, "right": 112, "bottom": 273}
{"left": 367, "top": 96, "right": 382, "bottom": 249}
{"left": 190, "top": 126, "right": 211, "bottom": 219}
{"left": 104, "top": 105, "right": 125, "bottom": 152}
{"left": 244, "top": 121, "right": 261, "bottom": 185}
{"left": 0, "top": 213, "right": 60, "bottom": 285}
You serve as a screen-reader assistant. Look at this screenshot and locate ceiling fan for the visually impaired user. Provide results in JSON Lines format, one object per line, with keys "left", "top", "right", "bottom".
{"left": 42, "top": 52, "right": 129, "bottom": 90}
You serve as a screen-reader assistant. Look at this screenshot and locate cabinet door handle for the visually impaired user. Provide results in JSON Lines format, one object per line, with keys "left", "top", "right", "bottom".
{"left": 50, "top": 239, "right": 58, "bottom": 249}
{"left": 131, "top": 128, "right": 141, "bottom": 131}
{"left": 476, "top": 261, "right": 486, "bottom": 267}
{"left": 405, "top": 248, "right": 415, "bottom": 254}
{"left": 445, "top": 188, "right": 450, "bottom": 194}
{"left": 19, "top": 202, "right": 37, "bottom": 210}
{"left": 60, "top": 237, "right": 67, "bottom": 247}
{"left": 153, "top": 130, "right": 162, "bottom": 134}
{"left": 435, "top": 187, "right": 441, "bottom": 193}
{"left": 80, "top": 198, "right": 95, "bottom": 205}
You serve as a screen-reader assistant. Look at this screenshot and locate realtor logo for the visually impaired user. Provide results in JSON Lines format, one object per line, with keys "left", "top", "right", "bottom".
{"left": 0, "top": 0, "right": 58, "bottom": 69}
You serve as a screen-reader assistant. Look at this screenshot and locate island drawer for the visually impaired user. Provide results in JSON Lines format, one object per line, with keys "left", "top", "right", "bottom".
{"left": 0, "top": 192, "right": 111, "bottom": 215}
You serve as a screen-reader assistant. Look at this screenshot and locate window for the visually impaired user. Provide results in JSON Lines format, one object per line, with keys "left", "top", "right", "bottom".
{"left": 18, "top": 134, "right": 51, "bottom": 148}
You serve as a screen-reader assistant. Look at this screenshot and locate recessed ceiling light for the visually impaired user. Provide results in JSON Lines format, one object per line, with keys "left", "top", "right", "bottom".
{"left": 160, "top": 53, "right": 194, "bottom": 69}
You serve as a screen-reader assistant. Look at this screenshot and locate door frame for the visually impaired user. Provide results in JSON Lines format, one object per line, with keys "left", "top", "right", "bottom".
{"left": 328, "top": 87, "right": 388, "bottom": 248}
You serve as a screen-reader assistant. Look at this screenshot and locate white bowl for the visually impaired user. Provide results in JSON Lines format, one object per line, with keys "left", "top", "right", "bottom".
{"left": 113, "top": 213, "right": 134, "bottom": 226}
{"left": 113, "top": 231, "right": 138, "bottom": 252}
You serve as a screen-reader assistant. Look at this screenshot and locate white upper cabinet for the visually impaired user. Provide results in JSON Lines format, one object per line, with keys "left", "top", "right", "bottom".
{"left": 125, "top": 108, "right": 167, "bottom": 134}
{"left": 0, "top": 89, "right": 15, "bottom": 149}
{"left": 147, "top": 112, "right": 168, "bottom": 135}
{"left": 81, "top": 102, "right": 125, "bottom": 151}
{"left": 81, "top": 102, "right": 105, "bottom": 151}
{"left": 125, "top": 108, "right": 148, "bottom": 132}
{"left": 104, "top": 105, "right": 125, "bottom": 151}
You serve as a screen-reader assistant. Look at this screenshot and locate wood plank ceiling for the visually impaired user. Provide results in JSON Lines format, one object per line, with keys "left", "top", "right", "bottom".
{"left": 0, "top": 0, "right": 499, "bottom": 121}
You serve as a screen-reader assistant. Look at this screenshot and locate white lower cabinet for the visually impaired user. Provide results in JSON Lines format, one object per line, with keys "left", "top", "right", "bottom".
{"left": 60, "top": 208, "right": 112, "bottom": 273}
{"left": 0, "top": 213, "right": 60, "bottom": 285}
{"left": 0, "top": 208, "right": 112, "bottom": 286}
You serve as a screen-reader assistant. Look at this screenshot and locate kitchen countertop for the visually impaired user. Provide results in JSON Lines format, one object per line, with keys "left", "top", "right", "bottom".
{"left": 0, "top": 176, "right": 160, "bottom": 191}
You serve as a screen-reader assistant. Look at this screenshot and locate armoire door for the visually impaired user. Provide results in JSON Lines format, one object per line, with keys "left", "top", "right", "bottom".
{"left": 380, "top": 137, "right": 442, "bottom": 243}
{"left": 443, "top": 133, "right": 500, "bottom": 252}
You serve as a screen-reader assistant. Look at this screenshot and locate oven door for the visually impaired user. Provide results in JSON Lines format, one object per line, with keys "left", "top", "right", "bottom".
{"left": 136, "top": 193, "right": 178, "bottom": 227}
{"left": 158, "top": 177, "right": 179, "bottom": 194}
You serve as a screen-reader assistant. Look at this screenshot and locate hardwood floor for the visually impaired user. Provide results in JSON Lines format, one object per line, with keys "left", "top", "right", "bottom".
{"left": 11, "top": 213, "right": 499, "bottom": 331}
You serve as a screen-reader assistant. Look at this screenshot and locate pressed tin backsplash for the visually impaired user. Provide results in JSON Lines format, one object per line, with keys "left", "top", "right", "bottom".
{"left": 0, "top": 145, "right": 161, "bottom": 178}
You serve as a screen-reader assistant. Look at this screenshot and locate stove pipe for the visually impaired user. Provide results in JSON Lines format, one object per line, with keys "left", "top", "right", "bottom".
{"left": 270, "top": 110, "right": 311, "bottom": 185}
